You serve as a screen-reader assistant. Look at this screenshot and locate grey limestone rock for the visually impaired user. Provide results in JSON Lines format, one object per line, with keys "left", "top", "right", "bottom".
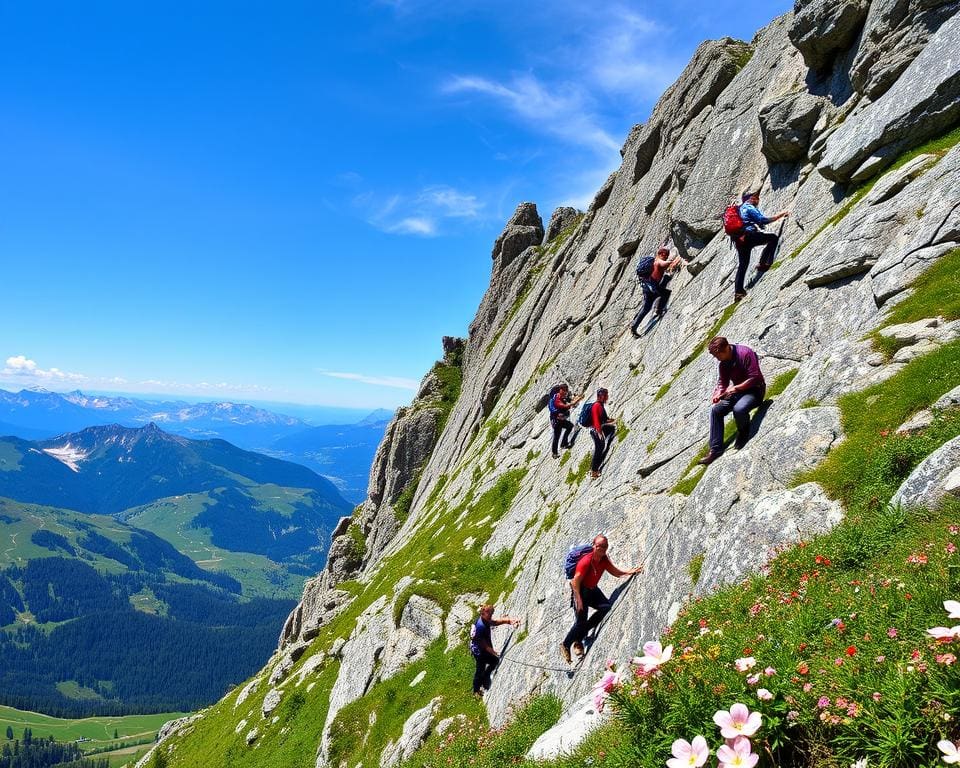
{"left": 818, "top": 12, "right": 960, "bottom": 183}
{"left": 934, "top": 385, "right": 960, "bottom": 411}
{"left": 262, "top": 689, "right": 282, "bottom": 718}
{"left": 378, "top": 595, "right": 444, "bottom": 681}
{"left": 544, "top": 207, "right": 581, "bottom": 244}
{"left": 759, "top": 91, "right": 825, "bottom": 163}
{"left": 526, "top": 693, "right": 609, "bottom": 760}
{"left": 491, "top": 202, "right": 544, "bottom": 267}
{"left": 379, "top": 697, "right": 441, "bottom": 768}
{"left": 445, "top": 593, "right": 484, "bottom": 651}
{"left": 269, "top": 643, "right": 309, "bottom": 686}
{"left": 234, "top": 677, "right": 261, "bottom": 709}
{"left": 890, "top": 436, "right": 960, "bottom": 509}
{"left": 789, "top": 0, "right": 871, "bottom": 71}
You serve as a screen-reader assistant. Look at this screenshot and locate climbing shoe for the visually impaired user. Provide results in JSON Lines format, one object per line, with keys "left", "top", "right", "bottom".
{"left": 552, "top": 452, "right": 559, "bottom": 459}
{"left": 734, "top": 432, "right": 751, "bottom": 450}
{"left": 734, "top": 291, "right": 747, "bottom": 302}
{"left": 698, "top": 451, "right": 722, "bottom": 466}
{"left": 560, "top": 643, "right": 572, "bottom": 665}
{"left": 572, "top": 641, "right": 585, "bottom": 658}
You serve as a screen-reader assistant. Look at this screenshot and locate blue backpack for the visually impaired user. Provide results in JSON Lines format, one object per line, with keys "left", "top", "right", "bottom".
{"left": 635, "top": 254, "right": 655, "bottom": 280}
{"left": 564, "top": 543, "right": 595, "bottom": 579}
{"left": 577, "top": 401, "right": 595, "bottom": 427}
{"left": 547, "top": 385, "right": 562, "bottom": 417}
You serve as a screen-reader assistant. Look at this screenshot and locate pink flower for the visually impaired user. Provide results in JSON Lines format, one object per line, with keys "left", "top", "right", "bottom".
{"left": 940, "top": 739, "right": 960, "bottom": 764}
{"left": 936, "top": 653, "right": 957, "bottom": 665}
{"left": 734, "top": 657, "right": 757, "bottom": 672}
{"left": 763, "top": 666, "right": 776, "bottom": 676}
{"left": 802, "top": 683, "right": 812, "bottom": 692}
{"left": 887, "top": 628, "right": 898, "bottom": 638}
{"left": 946, "top": 600, "right": 960, "bottom": 620}
{"left": 746, "top": 674, "right": 760, "bottom": 686}
{"left": 713, "top": 703, "right": 762, "bottom": 738}
{"left": 634, "top": 640, "right": 673, "bottom": 672}
{"left": 872, "top": 692, "right": 882, "bottom": 702}
{"left": 716, "top": 736, "right": 759, "bottom": 768}
{"left": 666, "top": 735, "right": 710, "bottom": 768}
{"left": 947, "top": 543, "right": 957, "bottom": 555}
{"left": 757, "top": 688, "right": 773, "bottom": 701}
{"left": 817, "top": 697, "right": 830, "bottom": 708}
{"left": 928, "top": 627, "right": 960, "bottom": 641}
{"left": 875, "top": 655, "right": 886, "bottom": 663}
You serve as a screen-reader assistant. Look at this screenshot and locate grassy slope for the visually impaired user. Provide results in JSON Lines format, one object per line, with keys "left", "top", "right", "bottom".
{"left": 0, "top": 704, "right": 181, "bottom": 747}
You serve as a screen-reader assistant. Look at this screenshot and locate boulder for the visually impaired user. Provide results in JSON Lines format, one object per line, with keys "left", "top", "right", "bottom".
{"left": 788, "top": 0, "right": 870, "bottom": 71}
{"left": 379, "top": 595, "right": 445, "bottom": 681}
{"left": 262, "top": 689, "right": 282, "bottom": 718}
{"left": 526, "top": 693, "right": 609, "bottom": 760}
{"left": 379, "top": 697, "right": 441, "bottom": 768}
{"left": 818, "top": 12, "right": 960, "bottom": 183}
{"left": 890, "top": 436, "right": 960, "bottom": 509}
{"left": 759, "top": 91, "right": 825, "bottom": 163}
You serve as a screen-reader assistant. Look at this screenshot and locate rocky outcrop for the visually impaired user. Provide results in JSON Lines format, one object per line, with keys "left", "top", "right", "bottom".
{"left": 544, "top": 207, "right": 581, "bottom": 244}
{"left": 759, "top": 91, "right": 824, "bottom": 162}
{"left": 789, "top": 0, "right": 870, "bottom": 72}
{"left": 379, "top": 697, "right": 441, "bottom": 768}
{"left": 890, "top": 436, "right": 960, "bottom": 510}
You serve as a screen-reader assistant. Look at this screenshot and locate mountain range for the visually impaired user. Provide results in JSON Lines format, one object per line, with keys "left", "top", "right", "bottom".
{"left": 0, "top": 388, "right": 392, "bottom": 502}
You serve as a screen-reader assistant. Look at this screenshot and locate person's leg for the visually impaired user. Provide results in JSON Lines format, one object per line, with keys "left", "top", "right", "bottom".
{"left": 734, "top": 241, "right": 751, "bottom": 296}
{"left": 709, "top": 399, "right": 735, "bottom": 454}
{"left": 551, "top": 420, "right": 562, "bottom": 456}
{"left": 563, "top": 592, "right": 590, "bottom": 648}
{"left": 655, "top": 284, "right": 672, "bottom": 317}
{"left": 631, "top": 289, "right": 656, "bottom": 333}
{"left": 480, "top": 652, "right": 498, "bottom": 691}
{"left": 473, "top": 654, "right": 486, "bottom": 693}
{"left": 559, "top": 420, "right": 573, "bottom": 449}
{"left": 602, "top": 423, "right": 616, "bottom": 457}
{"left": 591, "top": 429, "right": 605, "bottom": 473}
{"left": 583, "top": 587, "right": 612, "bottom": 633}
{"left": 757, "top": 232, "right": 780, "bottom": 269}
{"left": 731, "top": 391, "right": 762, "bottom": 442}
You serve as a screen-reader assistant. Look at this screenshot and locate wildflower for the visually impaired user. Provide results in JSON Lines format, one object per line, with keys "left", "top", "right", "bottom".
{"left": 817, "top": 697, "right": 830, "bottom": 709}
{"left": 815, "top": 554, "right": 831, "bottom": 566}
{"left": 716, "top": 736, "right": 758, "bottom": 768}
{"left": 787, "top": 710, "right": 799, "bottom": 721}
{"left": 746, "top": 674, "right": 760, "bottom": 686}
{"left": 734, "top": 657, "right": 757, "bottom": 672}
{"left": 851, "top": 758, "right": 868, "bottom": 768}
{"left": 634, "top": 640, "right": 673, "bottom": 672}
{"left": 802, "top": 683, "right": 812, "bottom": 692}
{"left": 946, "top": 600, "right": 960, "bottom": 620}
{"left": 947, "top": 543, "right": 957, "bottom": 555}
{"left": 763, "top": 666, "right": 776, "bottom": 676}
{"left": 666, "top": 735, "right": 710, "bottom": 768}
{"left": 713, "top": 703, "right": 762, "bottom": 738}
{"left": 797, "top": 662, "right": 809, "bottom": 675}
{"left": 846, "top": 645, "right": 857, "bottom": 656}
{"left": 906, "top": 552, "right": 928, "bottom": 565}
{"left": 875, "top": 655, "right": 886, "bottom": 663}
{"left": 872, "top": 692, "right": 881, "bottom": 702}
{"left": 939, "top": 739, "right": 960, "bottom": 764}
{"left": 936, "top": 653, "right": 957, "bottom": 665}
{"left": 887, "top": 628, "right": 898, "bottom": 638}
{"left": 834, "top": 658, "right": 844, "bottom": 666}
{"left": 951, "top": 525, "right": 960, "bottom": 535}
{"left": 927, "top": 626, "right": 960, "bottom": 641}
{"left": 757, "top": 688, "right": 773, "bottom": 701}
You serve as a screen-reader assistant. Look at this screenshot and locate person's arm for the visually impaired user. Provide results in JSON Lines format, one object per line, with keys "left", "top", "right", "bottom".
{"left": 712, "top": 365, "right": 729, "bottom": 403}
{"left": 727, "top": 347, "right": 763, "bottom": 393}
{"left": 492, "top": 615, "right": 521, "bottom": 628}
{"left": 605, "top": 558, "right": 644, "bottom": 577}
{"left": 741, "top": 203, "right": 771, "bottom": 227}
{"left": 570, "top": 571, "right": 584, "bottom": 612}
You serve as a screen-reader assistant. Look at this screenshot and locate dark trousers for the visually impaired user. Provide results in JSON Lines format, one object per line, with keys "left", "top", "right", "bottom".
{"left": 709, "top": 389, "right": 763, "bottom": 453}
{"left": 563, "top": 586, "right": 612, "bottom": 648}
{"left": 631, "top": 281, "right": 671, "bottom": 331}
{"left": 473, "top": 651, "right": 498, "bottom": 693}
{"left": 734, "top": 230, "right": 779, "bottom": 294}
{"left": 591, "top": 424, "right": 616, "bottom": 472}
{"left": 551, "top": 418, "right": 572, "bottom": 454}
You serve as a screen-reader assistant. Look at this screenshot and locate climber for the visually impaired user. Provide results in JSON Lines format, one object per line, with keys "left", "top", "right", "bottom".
{"left": 630, "top": 246, "right": 683, "bottom": 336}
{"left": 548, "top": 383, "right": 584, "bottom": 458}
{"left": 733, "top": 190, "right": 789, "bottom": 301}
{"left": 470, "top": 604, "right": 521, "bottom": 696}
{"left": 588, "top": 388, "right": 616, "bottom": 479}
{"left": 697, "top": 336, "right": 766, "bottom": 466}
{"left": 560, "top": 534, "right": 643, "bottom": 664}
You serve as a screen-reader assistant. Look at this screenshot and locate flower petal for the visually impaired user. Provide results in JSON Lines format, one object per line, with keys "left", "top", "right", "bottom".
{"left": 944, "top": 600, "right": 960, "bottom": 619}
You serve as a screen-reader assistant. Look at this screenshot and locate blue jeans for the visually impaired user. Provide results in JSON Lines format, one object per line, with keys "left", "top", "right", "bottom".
{"left": 709, "top": 389, "right": 763, "bottom": 453}
{"left": 735, "top": 230, "right": 778, "bottom": 293}
{"left": 563, "top": 586, "right": 612, "bottom": 648}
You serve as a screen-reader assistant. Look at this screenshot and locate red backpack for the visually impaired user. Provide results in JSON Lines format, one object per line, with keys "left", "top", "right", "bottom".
{"left": 722, "top": 203, "right": 745, "bottom": 237}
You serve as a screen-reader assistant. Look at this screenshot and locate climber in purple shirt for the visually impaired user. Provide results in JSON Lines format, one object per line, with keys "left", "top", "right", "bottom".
{"left": 698, "top": 337, "right": 766, "bottom": 466}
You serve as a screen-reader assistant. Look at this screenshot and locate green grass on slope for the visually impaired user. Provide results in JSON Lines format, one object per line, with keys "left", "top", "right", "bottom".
{"left": 409, "top": 337, "right": 960, "bottom": 767}
{"left": 869, "top": 247, "right": 960, "bottom": 360}
{"left": 0, "top": 705, "right": 181, "bottom": 750}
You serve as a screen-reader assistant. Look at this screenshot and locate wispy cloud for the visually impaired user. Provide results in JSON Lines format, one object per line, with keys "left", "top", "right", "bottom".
{"left": 442, "top": 74, "right": 620, "bottom": 155}
{"left": 363, "top": 184, "right": 486, "bottom": 237}
{"left": 321, "top": 371, "right": 420, "bottom": 390}
{"left": 3, "top": 355, "right": 86, "bottom": 383}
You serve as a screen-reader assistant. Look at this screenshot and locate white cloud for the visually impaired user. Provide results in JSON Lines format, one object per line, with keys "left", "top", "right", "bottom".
{"left": 365, "top": 184, "right": 486, "bottom": 237}
{"left": 442, "top": 74, "right": 620, "bottom": 155}
{"left": 3, "top": 355, "right": 87, "bottom": 383}
{"left": 321, "top": 371, "right": 420, "bottom": 390}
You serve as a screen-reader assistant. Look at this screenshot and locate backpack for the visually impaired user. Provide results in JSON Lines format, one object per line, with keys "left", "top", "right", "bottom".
{"left": 722, "top": 204, "right": 745, "bottom": 237}
{"left": 547, "top": 385, "right": 562, "bottom": 417}
{"left": 635, "top": 255, "right": 655, "bottom": 280}
{"left": 577, "top": 401, "right": 595, "bottom": 427}
{"left": 564, "top": 543, "right": 595, "bottom": 579}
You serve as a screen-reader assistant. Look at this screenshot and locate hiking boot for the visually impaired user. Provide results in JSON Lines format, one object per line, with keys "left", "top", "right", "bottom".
{"left": 630, "top": 327, "right": 641, "bottom": 338}
{"left": 560, "top": 441, "right": 570, "bottom": 450}
{"left": 552, "top": 452, "right": 559, "bottom": 459}
{"left": 572, "top": 641, "right": 585, "bottom": 658}
{"left": 697, "top": 450, "right": 722, "bottom": 466}
{"left": 591, "top": 470, "right": 601, "bottom": 479}
{"left": 734, "top": 291, "right": 747, "bottom": 302}
{"left": 756, "top": 263, "right": 770, "bottom": 273}
{"left": 734, "top": 432, "right": 751, "bottom": 450}
{"left": 560, "top": 643, "right": 572, "bottom": 665}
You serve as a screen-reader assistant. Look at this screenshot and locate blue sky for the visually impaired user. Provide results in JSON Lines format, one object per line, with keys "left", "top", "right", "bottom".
{"left": 0, "top": 0, "right": 790, "bottom": 409}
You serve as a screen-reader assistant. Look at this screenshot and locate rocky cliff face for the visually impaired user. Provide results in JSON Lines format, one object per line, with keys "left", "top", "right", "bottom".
{"left": 147, "top": 3, "right": 960, "bottom": 766}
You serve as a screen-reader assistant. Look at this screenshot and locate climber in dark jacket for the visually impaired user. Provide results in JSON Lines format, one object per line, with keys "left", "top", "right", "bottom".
{"left": 733, "top": 190, "right": 789, "bottom": 301}
{"left": 698, "top": 337, "right": 766, "bottom": 466}
{"left": 469, "top": 603, "right": 520, "bottom": 695}
{"left": 549, "top": 384, "right": 584, "bottom": 458}
{"left": 589, "top": 388, "right": 617, "bottom": 479}
{"left": 630, "top": 247, "right": 683, "bottom": 336}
